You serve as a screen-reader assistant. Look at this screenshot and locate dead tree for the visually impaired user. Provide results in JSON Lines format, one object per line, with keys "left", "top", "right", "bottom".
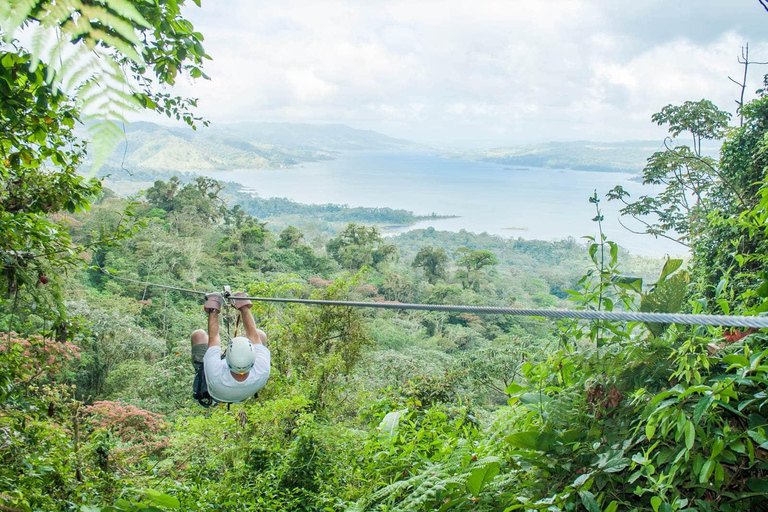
{"left": 728, "top": 43, "right": 768, "bottom": 126}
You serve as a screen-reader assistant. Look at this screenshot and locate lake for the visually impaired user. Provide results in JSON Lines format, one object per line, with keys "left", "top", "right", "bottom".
{"left": 199, "top": 151, "right": 684, "bottom": 257}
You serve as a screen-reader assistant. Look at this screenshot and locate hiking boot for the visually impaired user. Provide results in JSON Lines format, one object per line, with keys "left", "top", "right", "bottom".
{"left": 203, "top": 292, "right": 224, "bottom": 313}
{"left": 230, "top": 291, "right": 253, "bottom": 310}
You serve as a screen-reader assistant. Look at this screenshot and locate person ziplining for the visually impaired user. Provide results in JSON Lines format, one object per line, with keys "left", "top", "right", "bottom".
{"left": 190, "top": 291, "right": 270, "bottom": 407}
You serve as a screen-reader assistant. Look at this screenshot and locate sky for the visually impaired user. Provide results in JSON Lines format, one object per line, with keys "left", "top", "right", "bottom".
{"left": 163, "top": 0, "right": 768, "bottom": 148}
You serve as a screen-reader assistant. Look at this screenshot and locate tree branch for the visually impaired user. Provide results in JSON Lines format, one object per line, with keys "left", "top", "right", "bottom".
{"left": 617, "top": 217, "right": 690, "bottom": 248}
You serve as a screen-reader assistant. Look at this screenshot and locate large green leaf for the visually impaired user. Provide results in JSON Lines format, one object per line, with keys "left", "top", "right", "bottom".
{"left": 747, "top": 478, "right": 768, "bottom": 493}
{"left": 611, "top": 275, "right": 644, "bottom": 293}
{"left": 659, "top": 258, "right": 684, "bottom": 282}
{"left": 378, "top": 410, "right": 405, "bottom": 439}
{"left": 466, "top": 459, "right": 500, "bottom": 497}
{"left": 641, "top": 271, "right": 689, "bottom": 335}
{"left": 143, "top": 489, "right": 180, "bottom": 510}
{"left": 505, "top": 430, "right": 558, "bottom": 451}
{"left": 693, "top": 395, "right": 714, "bottom": 423}
{"left": 579, "top": 490, "right": 600, "bottom": 512}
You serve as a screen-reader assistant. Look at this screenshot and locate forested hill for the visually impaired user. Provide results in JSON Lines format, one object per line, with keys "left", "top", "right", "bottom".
{"left": 460, "top": 140, "right": 667, "bottom": 173}
{"left": 103, "top": 121, "right": 416, "bottom": 172}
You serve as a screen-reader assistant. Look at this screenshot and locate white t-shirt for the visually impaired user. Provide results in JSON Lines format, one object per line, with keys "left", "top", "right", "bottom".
{"left": 203, "top": 344, "right": 270, "bottom": 403}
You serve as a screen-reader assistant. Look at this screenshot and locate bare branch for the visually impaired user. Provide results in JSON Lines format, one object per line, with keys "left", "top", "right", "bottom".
{"left": 760, "top": 0, "right": 768, "bottom": 14}
{"left": 729, "top": 76, "right": 744, "bottom": 87}
{"left": 617, "top": 218, "right": 690, "bottom": 248}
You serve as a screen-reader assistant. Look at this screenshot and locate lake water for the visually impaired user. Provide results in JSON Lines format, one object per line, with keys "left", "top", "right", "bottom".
{"left": 200, "top": 151, "right": 684, "bottom": 257}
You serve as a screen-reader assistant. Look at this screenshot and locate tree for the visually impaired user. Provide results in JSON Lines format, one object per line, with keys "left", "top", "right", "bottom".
{"left": 0, "top": 50, "right": 100, "bottom": 291}
{"left": 412, "top": 246, "right": 449, "bottom": 284}
{"left": 651, "top": 100, "right": 730, "bottom": 156}
{"left": 454, "top": 247, "right": 498, "bottom": 291}
{"left": 326, "top": 223, "right": 398, "bottom": 271}
{"left": 728, "top": 44, "right": 768, "bottom": 126}
{"left": 1, "top": 0, "right": 210, "bottom": 167}
{"left": 608, "top": 100, "right": 733, "bottom": 246}
{"left": 611, "top": 79, "right": 768, "bottom": 307}
{"left": 277, "top": 226, "right": 305, "bottom": 249}
{"left": 0, "top": 1, "right": 208, "bottom": 326}
{"left": 144, "top": 176, "right": 226, "bottom": 229}
{"left": 690, "top": 88, "right": 768, "bottom": 303}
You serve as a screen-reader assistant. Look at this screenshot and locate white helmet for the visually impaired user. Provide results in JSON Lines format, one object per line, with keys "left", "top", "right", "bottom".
{"left": 226, "top": 336, "right": 255, "bottom": 375}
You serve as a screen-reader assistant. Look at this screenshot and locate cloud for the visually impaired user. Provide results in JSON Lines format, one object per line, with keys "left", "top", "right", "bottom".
{"left": 160, "top": 0, "right": 768, "bottom": 146}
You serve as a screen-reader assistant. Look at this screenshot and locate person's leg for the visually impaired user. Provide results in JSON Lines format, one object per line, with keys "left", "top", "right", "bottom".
{"left": 190, "top": 329, "right": 208, "bottom": 369}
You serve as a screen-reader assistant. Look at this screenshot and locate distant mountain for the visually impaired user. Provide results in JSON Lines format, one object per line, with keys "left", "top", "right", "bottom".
{"left": 105, "top": 121, "right": 416, "bottom": 172}
{"left": 214, "top": 122, "right": 415, "bottom": 151}
{"left": 460, "top": 140, "right": 669, "bottom": 174}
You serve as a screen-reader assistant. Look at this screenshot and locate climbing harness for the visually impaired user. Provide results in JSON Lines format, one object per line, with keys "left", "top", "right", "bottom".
{"left": 96, "top": 266, "right": 768, "bottom": 329}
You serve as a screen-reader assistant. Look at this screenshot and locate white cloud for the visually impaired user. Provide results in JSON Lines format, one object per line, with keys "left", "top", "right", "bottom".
{"left": 155, "top": 0, "right": 768, "bottom": 145}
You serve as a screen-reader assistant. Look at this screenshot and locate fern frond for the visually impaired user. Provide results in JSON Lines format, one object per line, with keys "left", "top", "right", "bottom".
{"left": 3, "top": 0, "right": 151, "bottom": 173}
{"left": 85, "top": 119, "right": 125, "bottom": 170}
{"left": 1, "top": 0, "right": 39, "bottom": 40}
{"left": 40, "top": 0, "right": 79, "bottom": 26}
{"left": 28, "top": 22, "right": 54, "bottom": 72}
{"left": 103, "top": 0, "right": 151, "bottom": 28}
{"left": 79, "top": 5, "right": 142, "bottom": 46}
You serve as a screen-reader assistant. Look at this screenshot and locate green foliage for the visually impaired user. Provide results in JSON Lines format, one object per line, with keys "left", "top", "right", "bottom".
{"left": 0, "top": 50, "right": 100, "bottom": 283}
{"left": 277, "top": 225, "right": 304, "bottom": 249}
{"left": 412, "top": 245, "right": 449, "bottom": 284}
{"left": 4, "top": 75, "right": 768, "bottom": 512}
{"left": 1, "top": 0, "right": 209, "bottom": 170}
{"left": 280, "top": 273, "right": 373, "bottom": 410}
{"left": 454, "top": 247, "right": 498, "bottom": 291}
{"left": 326, "top": 223, "right": 398, "bottom": 271}
{"left": 608, "top": 100, "right": 732, "bottom": 246}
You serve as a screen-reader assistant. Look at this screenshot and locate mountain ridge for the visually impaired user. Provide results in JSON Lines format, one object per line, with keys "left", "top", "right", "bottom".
{"left": 108, "top": 121, "right": 416, "bottom": 172}
{"left": 457, "top": 140, "right": 669, "bottom": 173}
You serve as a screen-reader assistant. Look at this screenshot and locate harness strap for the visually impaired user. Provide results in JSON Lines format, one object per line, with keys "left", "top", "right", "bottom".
{"left": 233, "top": 309, "right": 241, "bottom": 338}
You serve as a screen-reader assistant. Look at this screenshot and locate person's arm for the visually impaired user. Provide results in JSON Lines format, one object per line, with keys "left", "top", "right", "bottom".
{"left": 240, "top": 306, "right": 267, "bottom": 346}
{"left": 207, "top": 311, "right": 222, "bottom": 348}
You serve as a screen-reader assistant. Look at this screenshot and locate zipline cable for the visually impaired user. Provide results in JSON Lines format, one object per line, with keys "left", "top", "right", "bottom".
{"left": 96, "top": 267, "right": 768, "bottom": 329}
{"left": 96, "top": 267, "right": 207, "bottom": 296}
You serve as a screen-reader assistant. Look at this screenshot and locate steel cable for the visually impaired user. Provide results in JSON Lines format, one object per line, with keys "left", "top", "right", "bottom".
{"left": 97, "top": 267, "right": 768, "bottom": 329}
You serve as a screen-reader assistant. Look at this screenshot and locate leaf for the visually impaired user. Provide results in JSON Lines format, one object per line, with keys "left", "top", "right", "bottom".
{"left": 641, "top": 271, "right": 689, "bottom": 335}
{"left": 466, "top": 460, "right": 500, "bottom": 497}
{"left": 597, "top": 450, "right": 629, "bottom": 473}
{"left": 715, "top": 278, "right": 727, "bottom": 298}
{"left": 722, "top": 354, "right": 750, "bottom": 369}
{"left": 747, "top": 478, "right": 768, "bottom": 493}
{"left": 685, "top": 420, "right": 695, "bottom": 450}
{"left": 646, "top": 421, "right": 656, "bottom": 440}
{"left": 573, "top": 472, "right": 593, "bottom": 487}
{"left": 378, "top": 410, "right": 404, "bottom": 439}
{"left": 579, "top": 490, "right": 600, "bottom": 512}
{"left": 714, "top": 462, "right": 725, "bottom": 482}
{"left": 505, "top": 431, "right": 557, "bottom": 451}
{"left": 144, "top": 489, "right": 180, "bottom": 509}
{"left": 659, "top": 258, "right": 683, "bottom": 282}
{"left": 699, "top": 460, "right": 714, "bottom": 483}
{"left": 693, "top": 395, "right": 714, "bottom": 423}
{"left": 651, "top": 496, "right": 662, "bottom": 512}
{"left": 711, "top": 439, "right": 724, "bottom": 459}
{"left": 611, "top": 275, "right": 644, "bottom": 293}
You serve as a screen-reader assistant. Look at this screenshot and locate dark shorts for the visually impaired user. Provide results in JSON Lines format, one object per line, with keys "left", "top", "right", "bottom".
{"left": 191, "top": 343, "right": 208, "bottom": 367}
